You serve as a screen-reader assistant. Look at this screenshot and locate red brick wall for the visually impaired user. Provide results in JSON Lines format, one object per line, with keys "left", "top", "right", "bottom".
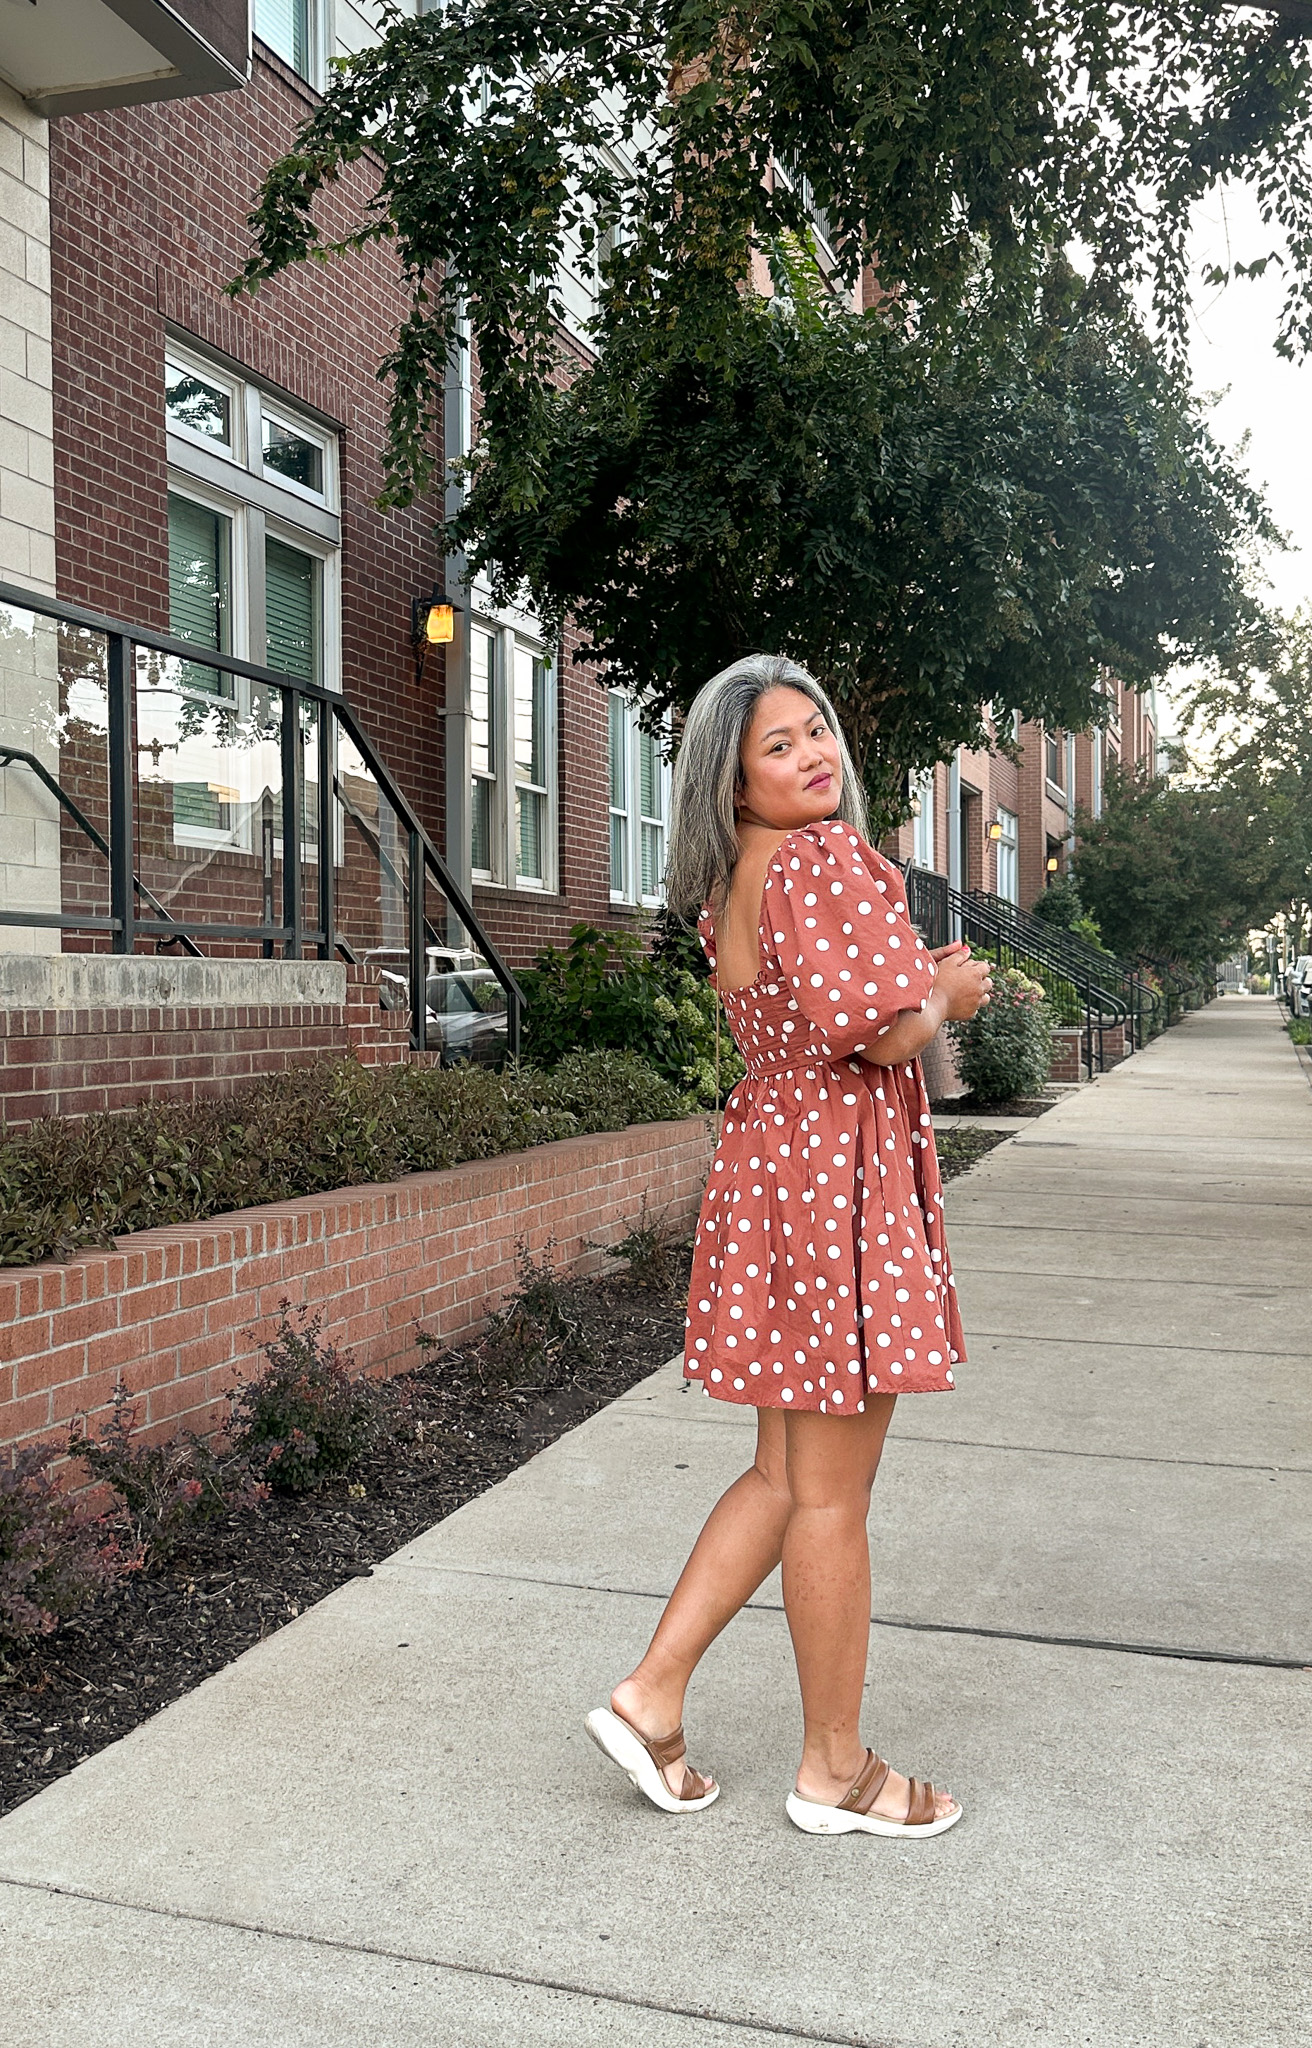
{"left": 0, "top": 1115, "right": 715, "bottom": 1458}
{"left": 50, "top": 54, "right": 446, "bottom": 846}
{"left": 0, "top": 967, "right": 412, "bottom": 1128}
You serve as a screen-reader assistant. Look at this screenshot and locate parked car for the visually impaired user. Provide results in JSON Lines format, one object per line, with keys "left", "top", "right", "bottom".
{"left": 361, "top": 946, "right": 510, "bottom": 1066}
{"left": 1286, "top": 956, "right": 1312, "bottom": 1016}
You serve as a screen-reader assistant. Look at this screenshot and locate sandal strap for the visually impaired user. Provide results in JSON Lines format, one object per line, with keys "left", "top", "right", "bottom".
{"left": 905, "top": 1777, "right": 936, "bottom": 1828}
{"left": 839, "top": 1750, "right": 891, "bottom": 1815}
{"left": 613, "top": 1708, "right": 687, "bottom": 1773}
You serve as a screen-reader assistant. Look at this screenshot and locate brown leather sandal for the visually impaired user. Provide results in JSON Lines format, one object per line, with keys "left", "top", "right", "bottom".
{"left": 786, "top": 1748, "right": 962, "bottom": 1838}
{"left": 585, "top": 1705, "right": 720, "bottom": 1813}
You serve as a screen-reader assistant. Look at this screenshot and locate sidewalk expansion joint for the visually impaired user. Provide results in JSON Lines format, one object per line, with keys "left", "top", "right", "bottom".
{"left": 968, "top": 1328, "right": 1312, "bottom": 1360}
{"left": 952, "top": 1262, "right": 1303, "bottom": 1296}
{"left": 0, "top": 1877, "right": 931, "bottom": 2048}
{"left": 374, "top": 1563, "right": 1311, "bottom": 1671}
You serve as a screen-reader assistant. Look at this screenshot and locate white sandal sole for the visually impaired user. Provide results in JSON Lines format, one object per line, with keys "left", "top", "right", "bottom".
{"left": 785, "top": 1789, "right": 963, "bottom": 1838}
{"left": 585, "top": 1708, "right": 720, "bottom": 1814}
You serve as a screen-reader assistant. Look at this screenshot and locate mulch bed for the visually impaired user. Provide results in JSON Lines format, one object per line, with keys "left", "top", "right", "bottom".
{"left": 0, "top": 1133, "right": 1004, "bottom": 1820}
{"left": 931, "top": 1091, "right": 1061, "bottom": 1119}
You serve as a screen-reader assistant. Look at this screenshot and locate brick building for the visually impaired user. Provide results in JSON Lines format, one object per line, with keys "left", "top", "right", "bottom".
{"left": 882, "top": 681, "right": 1159, "bottom": 914}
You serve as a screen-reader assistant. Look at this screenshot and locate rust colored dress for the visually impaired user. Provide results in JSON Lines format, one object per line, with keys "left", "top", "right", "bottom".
{"left": 683, "top": 819, "right": 964, "bottom": 1414}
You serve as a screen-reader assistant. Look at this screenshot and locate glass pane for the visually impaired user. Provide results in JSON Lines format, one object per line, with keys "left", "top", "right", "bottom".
{"left": 263, "top": 413, "right": 324, "bottom": 494}
{"left": 608, "top": 692, "right": 627, "bottom": 810}
{"left": 165, "top": 362, "right": 231, "bottom": 447}
{"left": 420, "top": 866, "right": 510, "bottom": 1069}
{"left": 471, "top": 628, "right": 494, "bottom": 776}
{"left": 0, "top": 603, "right": 79, "bottom": 945}
{"left": 334, "top": 727, "right": 409, "bottom": 971}
{"left": 610, "top": 811, "right": 627, "bottom": 896}
{"left": 56, "top": 621, "right": 111, "bottom": 930}
{"left": 254, "top": 0, "right": 309, "bottom": 77}
{"left": 639, "top": 725, "right": 662, "bottom": 820}
{"left": 640, "top": 821, "right": 663, "bottom": 899}
{"left": 135, "top": 646, "right": 284, "bottom": 947}
{"left": 265, "top": 536, "right": 318, "bottom": 681}
{"left": 168, "top": 494, "right": 231, "bottom": 699}
{"left": 516, "top": 787, "right": 543, "bottom": 881}
{"left": 471, "top": 775, "right": 491, "bottom": 873}
{"left": 513, "top": 645, "right": 545, "bottom": 786}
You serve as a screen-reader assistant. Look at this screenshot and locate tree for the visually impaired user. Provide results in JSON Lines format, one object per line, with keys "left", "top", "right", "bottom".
{"left": 1071, "top": 763, "right": 1301, "bottom": 965}
{"left": 233, "top": 2, "right": 1291, "bottom": 815}
{"left": 236, "top": 0, "right": 1312, "bottom": 509}
{"left": 1180, "top": 613, "right": 1312, "bottom": 954}
{"left": 461, "top": 269, "right": 1274, "bottom": 827}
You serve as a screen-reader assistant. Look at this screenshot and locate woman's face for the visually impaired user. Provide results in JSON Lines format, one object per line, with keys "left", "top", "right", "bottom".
{"left": 736, "top": 686, "right": 843, "bottom": 830}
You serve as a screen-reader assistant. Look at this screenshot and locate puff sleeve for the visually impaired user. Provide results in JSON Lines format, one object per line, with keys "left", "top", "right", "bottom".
{"left": 764, "top": 821, "right": 937, "bottom": 1059}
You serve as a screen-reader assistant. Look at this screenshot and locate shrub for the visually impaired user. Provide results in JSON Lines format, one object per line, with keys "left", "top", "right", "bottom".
{"left": 227, "top": 1304, "right": 396, "bottom": 1493}
{"left": 592, "top": 1192, "right": 687, "bottom": 1292}
{"left": 0, "top": 1047, "right": 691, "bottom": 1269}
{"left": 67, "top": 1385, "right": 267, "bottom": 1563}
{"left": 0, "top": 1446, "right": 133, "bottom": 1653}
{"left": 450, "top": 1242, "right": 593, "bottom": 1394}
{"left": 519, "top": 923, "right": 744, "bottom": 1105}
{"left": 949, "top": 962, "right": 1056, "bottom": 1104}
{"left": 1028, "top": 873, "right": 1112, "bottom": 954}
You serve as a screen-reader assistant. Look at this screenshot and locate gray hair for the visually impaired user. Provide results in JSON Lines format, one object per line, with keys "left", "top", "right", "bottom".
{"left": 664, "top": 653, "right": 870, "bottom": 919}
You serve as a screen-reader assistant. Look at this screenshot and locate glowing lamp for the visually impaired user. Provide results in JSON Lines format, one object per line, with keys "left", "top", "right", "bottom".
{"left": 426, "top": 600, "right": 455, "bottom": 644}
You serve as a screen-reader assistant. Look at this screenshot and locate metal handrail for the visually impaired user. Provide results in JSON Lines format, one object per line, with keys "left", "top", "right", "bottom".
{"left": 0, "top": 577, "right": 523, "bottom": 1056}
{"left": 898, "top": 862, "right": 1142, "bottom": 1075}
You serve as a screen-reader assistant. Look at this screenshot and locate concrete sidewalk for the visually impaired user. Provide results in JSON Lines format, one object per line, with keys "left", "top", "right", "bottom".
{"left": 2, "top": 996, "right": 1308, "bottom": 2047}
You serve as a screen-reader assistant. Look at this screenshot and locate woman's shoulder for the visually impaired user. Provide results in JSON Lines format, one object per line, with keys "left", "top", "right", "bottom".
{"left": 772, "top": 818, "right": 904, "bottom": 894}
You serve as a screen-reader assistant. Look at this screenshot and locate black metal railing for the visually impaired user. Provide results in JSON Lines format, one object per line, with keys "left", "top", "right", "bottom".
{"left": 0, "top": 579, "right": 523, "bottom": 1057}
{"left": 898, "top": 863, "right": 1161, "bottom": 1075}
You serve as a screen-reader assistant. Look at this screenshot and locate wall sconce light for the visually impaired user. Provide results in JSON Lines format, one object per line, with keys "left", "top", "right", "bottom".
{"left": 1046, "top": 855, "right": 1060, "bottom": 873}
{"left": 412, "top": 589, "right": 459, "bottom": 682}
{"left": 988, "top": 820, "right": 1003, "bottom": 842}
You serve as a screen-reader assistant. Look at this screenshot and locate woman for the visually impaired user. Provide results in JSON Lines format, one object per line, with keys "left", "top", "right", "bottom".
{"left": 586, "top": 654, "right": 991, "bottom": 1840}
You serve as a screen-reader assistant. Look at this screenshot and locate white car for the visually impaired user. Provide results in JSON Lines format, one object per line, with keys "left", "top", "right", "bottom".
{"left": 1287, "top": 956, "right": 1312, "bottom": 1016}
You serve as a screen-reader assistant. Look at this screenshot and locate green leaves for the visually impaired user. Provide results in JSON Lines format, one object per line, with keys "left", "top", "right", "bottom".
{"left": 235, "top": 2, "right": 1312, "bottom": 512}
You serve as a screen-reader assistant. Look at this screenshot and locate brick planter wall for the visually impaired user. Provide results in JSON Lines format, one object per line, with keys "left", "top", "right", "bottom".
{"left": 1049, "top": 1027, "right": 1085, "bottom": 1084}
{"left": 0, "top": 1116, "right": 714, "bottom": 1459}
{"left": 0, "top": 960, "right": 415, "bottom": 1129}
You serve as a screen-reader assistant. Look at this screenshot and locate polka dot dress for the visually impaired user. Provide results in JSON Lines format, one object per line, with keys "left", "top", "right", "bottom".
{"left": 683, "top": 819, "right": 964, "bottom": 1414}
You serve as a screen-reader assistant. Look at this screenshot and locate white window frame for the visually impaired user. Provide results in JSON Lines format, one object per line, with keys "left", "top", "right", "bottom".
{"left": 163, "top": 342, "right": 342, "bottom": 857}
{"left": 911, "top": 769, "right": 935, "bottom": 869}
{"left": 608, "top": 691, "right": 671, "bottom": 907}
{"left": 995, "top": 806, "right": 1019, "bottom": 905}
{"left": 467, "top": 614, "right": 558, "bottom": 893}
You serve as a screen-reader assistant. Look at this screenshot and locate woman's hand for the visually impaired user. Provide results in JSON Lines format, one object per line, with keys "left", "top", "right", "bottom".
{"left": 931, "top": 942, "right": 993, "bottom": 1021}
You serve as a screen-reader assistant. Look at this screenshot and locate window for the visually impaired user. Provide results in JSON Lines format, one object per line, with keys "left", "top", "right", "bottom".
{"left": 467, "top": 620, "right": 556, "bottom": 889}
{"left": 995, "top": 807, "right": 1019, "bottom": 905}
{"left": 162, "top": 343, "right": 340, "bottom": 851}
{"left": 609, "top": 691, "right": 670, "bottom": 904}
{"left": 254, "top": 0, "right": 314, "bottom": 81}
{"left": 911, "top": 770, "right": 935, "bottom": 868}
{"left": 1045, "top": 728, "right": 1063, "bottom": 788}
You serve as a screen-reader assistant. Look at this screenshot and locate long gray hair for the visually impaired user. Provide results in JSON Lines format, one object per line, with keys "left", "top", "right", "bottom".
{"left": 664, "top": 653, "right": 869, "bottom": 919}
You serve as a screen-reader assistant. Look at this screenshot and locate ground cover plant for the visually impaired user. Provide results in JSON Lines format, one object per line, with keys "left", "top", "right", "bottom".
{"left": 0, "top": 1049, "right": 689, "bottom": 1268}
{"left": 0, "top": 1128, "right": 1007, "bottom": 1814}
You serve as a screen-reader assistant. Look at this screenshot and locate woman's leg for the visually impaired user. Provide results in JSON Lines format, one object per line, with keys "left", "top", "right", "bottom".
{"left": 612, "top": 1408, "right": 790, "bottom": 1789}
{"left": 784, "top": 1398, "right": 955, "bottom": 1822}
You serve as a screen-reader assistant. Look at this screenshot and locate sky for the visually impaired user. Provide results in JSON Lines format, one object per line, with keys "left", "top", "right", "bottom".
{"left": 1185, "top": 183, "right": 1312, "bottom": 619}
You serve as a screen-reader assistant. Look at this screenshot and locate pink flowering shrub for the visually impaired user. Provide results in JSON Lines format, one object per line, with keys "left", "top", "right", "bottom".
{"left": 0, "top": 1446, "right": 133, "bottom": 1652}
{"left": 67, "top": 1383, "right": 267, "bottom": 1563}
{"left": 948, "top": 961, "right": 1055, "bottom": 1103}
{"left": 226, "top": 1302, "right": 396, "bottom": 1494}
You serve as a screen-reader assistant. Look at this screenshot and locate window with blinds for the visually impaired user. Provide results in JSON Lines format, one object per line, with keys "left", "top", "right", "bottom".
{"left": 514, "top": 645, "right": 548, "bottom": 883}
{"left": 608, "top": 691, "right": 630, "bottom": 897}
{"left": 638, "top": 725, "right": 665, "bottom": 899}
{"left": 471, "top": 627, "right": 497, "bottom": 876}
{"left": 254, "top": 0, "right": 311, "bottom": 79}
{"left": 265, "top": 538, "right": 318, "bottom": 682}
{"left": 168, "top": 494, "right": 231, "bottom": 699}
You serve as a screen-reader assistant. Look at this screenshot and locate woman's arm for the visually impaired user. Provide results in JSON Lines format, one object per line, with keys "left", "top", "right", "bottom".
{"left": 859, "top": 944, "right": 992, "bottom": 1067}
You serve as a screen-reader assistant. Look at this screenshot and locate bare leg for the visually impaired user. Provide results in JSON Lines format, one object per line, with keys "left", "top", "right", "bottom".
{"left": 785, "top": 1398, "right": 955, "bottom": 1823}
{"left": 612, "top": 1409, "right": 789, "bottom": 1791}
